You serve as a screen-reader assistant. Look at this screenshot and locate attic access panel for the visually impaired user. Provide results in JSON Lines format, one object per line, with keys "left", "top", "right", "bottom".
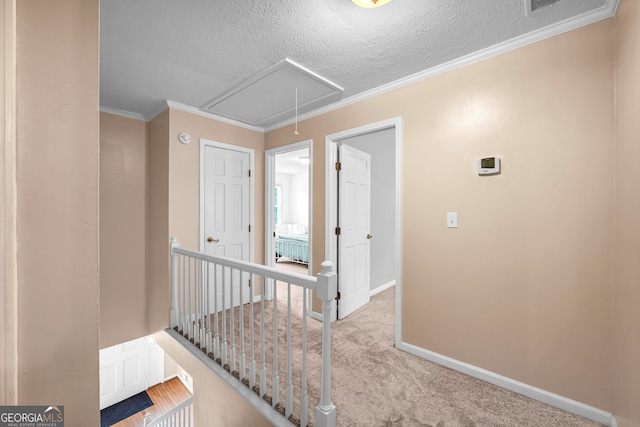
{"left": 201, "top": 58, "right": 344, "bottom": 127}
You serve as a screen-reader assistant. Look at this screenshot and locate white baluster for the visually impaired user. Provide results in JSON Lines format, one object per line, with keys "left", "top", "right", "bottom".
{"left": 181, "top": 255, "right": 186, "bottom": 334}
{"left": 300, "top": 287, "right": 309, "bottom": 427}
{"left": 230, "top": 268, "right": 236, "bottom": 373}
{"left": 204, "top": 261, "right": 209, "bottom": 354}
{"left": 316, "top": 261, "right": 337, "bottom": 427}
{"left": 213, "top": 263, "right": 219, "bottom": 360}
{"left": 249, "top": 275, "right": 256, "bottom": 390}
{"left": 170, "top": 238, "right": 180, "bottom": 329}
{"left": 222, "top": 266, "right": 227, "bottom": 366}
{"left": 272, "top": 280, "right": 279, "bottom": 407}
{"left": 260, "top": 276, "right": 266, "bottom": 397}
{"left": 239, "top": 271, "right": 246, "bottom": 381}
{"left": 194, "top": 259, "right": 200, "bottom": 346}
{"left": 286, "top": 282, "right": 294, "bottom": 417}
{"left": 188, "top": 257, "right": 193, "bottom": 341}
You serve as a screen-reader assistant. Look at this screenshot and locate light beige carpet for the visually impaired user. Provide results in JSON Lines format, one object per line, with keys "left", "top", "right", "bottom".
{"left": 182, "top": 262, "right": 605, "bottom": 427}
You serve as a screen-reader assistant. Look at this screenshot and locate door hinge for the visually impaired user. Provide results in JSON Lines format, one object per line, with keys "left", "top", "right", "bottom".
{"left": 335, "top": 227, "right": 341, "bottom": 235}
{"left": 248, "top": 225, "right": 252, "bottom": 232}
{"left": 337, "top": 292, "right": 341, "bottom": 300}
{"left": 335, "top": 162, "right": 341, "bottom": 171}
{"left": 248, "top": 169, "right": 251, "bottom": 177}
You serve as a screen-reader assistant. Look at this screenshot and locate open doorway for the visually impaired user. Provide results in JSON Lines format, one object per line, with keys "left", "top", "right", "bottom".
{"left": 265, "top": 140, "right": 313, "bottom": 302}
{"left": 325, "top": 118, "right": 402, "bottom": 344}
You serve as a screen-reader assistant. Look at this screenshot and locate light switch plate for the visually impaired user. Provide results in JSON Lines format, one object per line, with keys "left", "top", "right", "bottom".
{"left": 447, "top": 212, "right": 458, "bottom": 228}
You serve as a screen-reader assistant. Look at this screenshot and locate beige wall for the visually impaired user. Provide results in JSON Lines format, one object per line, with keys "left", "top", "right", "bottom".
{"left": 100, "top": 112, "right": 149, "bottom": 349}
{"left": 16, "top": 0, "right": 100, "bottom": 425}
{"left": 144, "top": 106, "right": 268, "bottom": 425}
{"left": 167, "top": 109, "right": 265, "bottom": 259}
{"left": 613, "top": 0, "right": 640, "bottom": 426}
{"left": 154, "top": 331, "right": 272, "bottom": 427}
{"left": 147, "top": 109, "right": 171, "bottom": 334}
{"left": 147, "top": 108, "right": 266, "bottom": 334}
{"left": 267, "top": 20, "right": 615, "bottom": 410}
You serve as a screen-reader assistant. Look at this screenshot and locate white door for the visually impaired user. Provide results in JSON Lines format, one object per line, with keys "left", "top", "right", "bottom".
{"left": 99, "top": 337, "right": 148, "bottom": 410}
{"left": 203, "top": 145, "right": 251, "bottom": 311}
{"left": 338, "top": 144, "right": 371, "bottom": 319}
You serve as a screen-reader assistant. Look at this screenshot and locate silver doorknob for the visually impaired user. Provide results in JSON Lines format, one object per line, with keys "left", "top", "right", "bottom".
{"left": 367, "top": 234, "right": 373, "bottom": 239}
{"left": 207, "top": 237, "right": 219, "bottom": 243}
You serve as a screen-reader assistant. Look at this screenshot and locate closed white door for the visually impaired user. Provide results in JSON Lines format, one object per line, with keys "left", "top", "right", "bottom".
{"left": 203, "top": 145, "right": 251, "bottom": 311}
{"left": 338, "top": 144, "right": 371, "bottom": 319}
{"left": 99, "top": 337, "right": 147, "bottom": 409}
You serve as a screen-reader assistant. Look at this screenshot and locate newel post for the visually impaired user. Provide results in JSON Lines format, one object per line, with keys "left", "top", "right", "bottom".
{"left": 170, "top": 237, "right": 180, "bottom": 329}
{"left": 316, "top": 261, "right": 337, "bottom": 427}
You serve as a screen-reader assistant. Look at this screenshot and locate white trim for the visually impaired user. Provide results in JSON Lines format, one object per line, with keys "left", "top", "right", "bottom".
{"left": 308, "top": 305, "right": 323, "bottom": 322}
{"left": 177, "top": 373, "right": 194, "bottom": 393}
{"left": 165, "top": 328, "right": 295, "bottom": 427}
{"left": 264, "top": 140, "right": 314, "bottom": 303}
{"left": 397, "top": 341, "right": 615, "bottom": 427}
{"left": 264, "top": 0, "right": 619, "bottom": 133}
{"left": 104, "top": 0, "right": 620, "bottom": 134}
{"left": 99, "top": 105, "right": 146, "bottom": 122}
{"left": 145, "top": 100, "right": 170, "bottom": 122}
{"left": 163, "top": 373, "right": 178, "bottom": 382}
{"left": 143, "top": 100, "right": 266, "bottom": 132}
{"left": 168, "top": 100, "right": 265, "bottom": 132}
{"left": 1, "top": 0, "right": 17, "bottom": 405}
{"left": 370, "top": 280, "right": 395, "bottom": 297}
{"left": 202, "top": 58, "right": 343, "bottom": 127}
{"left": 325, "top": 117, "right": 403, "bottom": 333}
{"left": 199, "top": 139, "right": 255, "bottom": 265}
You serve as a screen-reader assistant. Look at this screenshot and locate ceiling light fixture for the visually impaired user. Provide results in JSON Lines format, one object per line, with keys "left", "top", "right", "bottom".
{"left": 352, "top": 0, "right": 392, "bottom": 8}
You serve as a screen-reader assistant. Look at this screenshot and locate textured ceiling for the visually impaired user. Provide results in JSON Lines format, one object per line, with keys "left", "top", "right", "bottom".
{"left": 100, "top": 0, "right": 610, "bottom": 128}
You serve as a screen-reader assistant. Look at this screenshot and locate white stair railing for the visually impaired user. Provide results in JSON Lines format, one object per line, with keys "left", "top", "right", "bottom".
{"left": 169, "top": 237, "right": 337, "bottom": 427}
{"left": 143, "top": 396, "right": 193, "bottom": 427}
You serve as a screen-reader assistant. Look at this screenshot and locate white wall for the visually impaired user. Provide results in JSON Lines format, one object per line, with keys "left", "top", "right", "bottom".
{"left": 343, "top": 128, "right": 396, "bottom": 291}
{"left": 275, "top": 170, "right": 309, "bottom": 229}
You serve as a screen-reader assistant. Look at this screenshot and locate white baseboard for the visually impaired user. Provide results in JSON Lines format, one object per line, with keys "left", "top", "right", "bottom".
{"left": 397, "top": 341, "right": 615, "bottom": 427}
{"left": 370, "top": 280, "right": 395, "bottom": 297}
{"left": 308, "top": 310, "right": 323, "bottom": 322}
{"left": 164, "top": 373, "right": 178, "bottom": 382}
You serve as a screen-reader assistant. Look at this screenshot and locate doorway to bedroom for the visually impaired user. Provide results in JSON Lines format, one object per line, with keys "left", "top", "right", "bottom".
{"left": 265, "top": 140, "right": 313, "bottom": 302}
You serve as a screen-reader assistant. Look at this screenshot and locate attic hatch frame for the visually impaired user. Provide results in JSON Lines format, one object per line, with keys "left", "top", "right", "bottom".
{"left": 200, "top": 58, "right": 344, "bottom": 127}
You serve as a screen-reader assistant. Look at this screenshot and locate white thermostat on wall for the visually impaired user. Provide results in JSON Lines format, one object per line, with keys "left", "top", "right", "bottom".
{"left": 477, "top": 157, "right": 501, "bottom": 175}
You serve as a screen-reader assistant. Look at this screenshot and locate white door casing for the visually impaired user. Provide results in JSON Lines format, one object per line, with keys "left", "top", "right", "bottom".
{"left": 325, "top": 117, "right": 402, "bottom": 340}
{"left": 338, "top": 144, "right": 371, "bottom": 319}
{"left": 201, "top": 141, "right": 253, "bottom": 310}
{"left": 264, "top": 140, "right": 313, "bottom": 303}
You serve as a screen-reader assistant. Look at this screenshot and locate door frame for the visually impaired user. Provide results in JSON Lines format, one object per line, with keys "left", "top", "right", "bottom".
{"left": 264, "top": 139, "right": 313, "bottom": 301}
{"left": 199, "top": 138, "right": 255, "bottom": 263}
{"left": 325, "top": 117, "right": 403, "bottom": 344}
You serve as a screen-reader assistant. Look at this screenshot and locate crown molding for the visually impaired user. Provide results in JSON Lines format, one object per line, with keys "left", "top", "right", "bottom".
{"left": 265, "top": 0, "right": 619, "bottom": 133}
{"left": 165, "top": 100, "right": 266, "bottom": 133}
{"left": 104, "top": 100, "right": 267, "bottom": 133}
{"left": 99, "top": 105, "right": 146, "bottom": 121}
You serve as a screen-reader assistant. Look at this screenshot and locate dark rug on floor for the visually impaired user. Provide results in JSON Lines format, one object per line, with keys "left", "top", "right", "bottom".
{"left": 100, "top": 391, "right": 153, "bottom": 427}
